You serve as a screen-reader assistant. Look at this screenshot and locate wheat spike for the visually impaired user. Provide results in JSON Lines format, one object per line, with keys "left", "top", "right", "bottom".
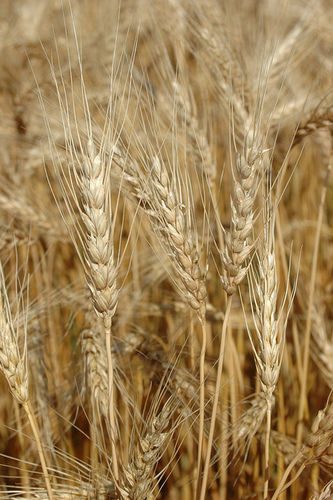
{"left": 148, "top": 156, "right": 207, "bottom": 319}
{"left": 120, "top": 399, "right": 174, "bottom": 500}
{"left": 76, "top": 139, "right": 119, "bottom": 329}
{"left": 305, "top": 400, "right": 333, "bottom": 466}
{"left": 0, "top": 264, "right": 28, "bottom": 404}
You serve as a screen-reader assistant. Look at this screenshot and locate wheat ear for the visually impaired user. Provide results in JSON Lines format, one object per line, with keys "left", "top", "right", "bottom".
{"left": 220, "top": 142, "right": 261, "bottom": 295}
{"left": 172, "top": 80, "right": 216, "bottom": 190}
{"left": 235, "top": 392, "right": 267, "bottom": 445}
{"left": 0, "top": 262, "right": 54, "bottom": 500}
{"left": 77, "top": 139, "right": 119, "bottom": 325}
{"left": 305, "top": 400, "right": 333, "bottom": 466}
{"left": 148, "top": 156, "right": 207, "bottom": 318}
{"left": 120, "top": 398, "right": 174, "bottom": 500}
{"left": 293, "top": 105, "right": 333, "bottom": 147}
{"left": 187, "top": 3, "right": 248, "bottom": 132}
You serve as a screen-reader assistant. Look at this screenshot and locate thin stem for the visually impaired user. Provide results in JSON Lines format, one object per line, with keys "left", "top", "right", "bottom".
{"left": 23, "top": 401, "right": 54, "bottom": 500}
{"left": 264, "top": 399, "right": 272, "bottom": 500}
{"left": 219, "top": 382, "right": 229, "bottom": 500}
{"left": 278, "top": 463, "right": 306, "bottom": 495}
{"left": 196, "top": 316, "right": 207, "bottom": 494}
{"left": 199, "top": 295, "right": 233, "bottom": 500}
{"left": 271, "top": 450, "right": 304, "bottom": 500}
{"left": 189, "top": 312, "right": 195, "bottom": 373}
{"left": 105, "top": 325, "right": 119, "bottom": 481}
{"left": 296, "top": 159, "right": 332, "bottom": 448}
{"left": 14, "top": 400, "right": 30, "bottom": 497}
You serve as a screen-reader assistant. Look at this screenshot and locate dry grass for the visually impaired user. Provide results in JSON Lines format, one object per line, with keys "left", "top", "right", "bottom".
{"left": 0, "top": 0, "right": 332, "bottom": 498}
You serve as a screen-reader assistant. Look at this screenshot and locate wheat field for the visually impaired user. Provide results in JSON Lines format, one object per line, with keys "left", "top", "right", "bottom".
{"left": 0, "top": 0, "right": 332, "bottom": 498}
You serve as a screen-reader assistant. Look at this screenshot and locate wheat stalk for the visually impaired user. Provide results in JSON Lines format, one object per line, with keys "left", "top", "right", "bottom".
{"left": 296, "top": 155, "right": 332, "bottom": 448}
{"left": 0, "top": 192, "right": 66, "bottom": 240}
{"left": 200, "top": 130, "right": 264, "bottom": 499}
{"left": 248, "top": 168, "right": 294, "bottom": 498}
{"left": 264, "top": 430, "right": 297, "bottom": 466}
{"left": 45, "top": 30, "right": 121, "bottom": 477}
{"left": 186, "top": 1, "right": 248, "bottom": 134}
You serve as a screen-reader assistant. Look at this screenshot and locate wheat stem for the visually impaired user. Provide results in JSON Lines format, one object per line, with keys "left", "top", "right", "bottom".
{"left": 271, "top": 452, "right": 304, "bottom": 500}
{"left": 23, "top": 401, "right": 54, "bottom": 500}
{"left": 264, "top": 399, "right": 272, "bottom": 500}
{"left": 296, "top": 156, "right": 332, "bottom": 447}
{"left": 196, "top": 317, "right": 207, "bottom": 494}
{"left": 105, "top": 325, "right": 119, "bottom": 481}
{"left": 199, "top": 295, "right": 233, "bottom": 500}
{"left": 14, "top": 400, "right": 31, "bottom": 497}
